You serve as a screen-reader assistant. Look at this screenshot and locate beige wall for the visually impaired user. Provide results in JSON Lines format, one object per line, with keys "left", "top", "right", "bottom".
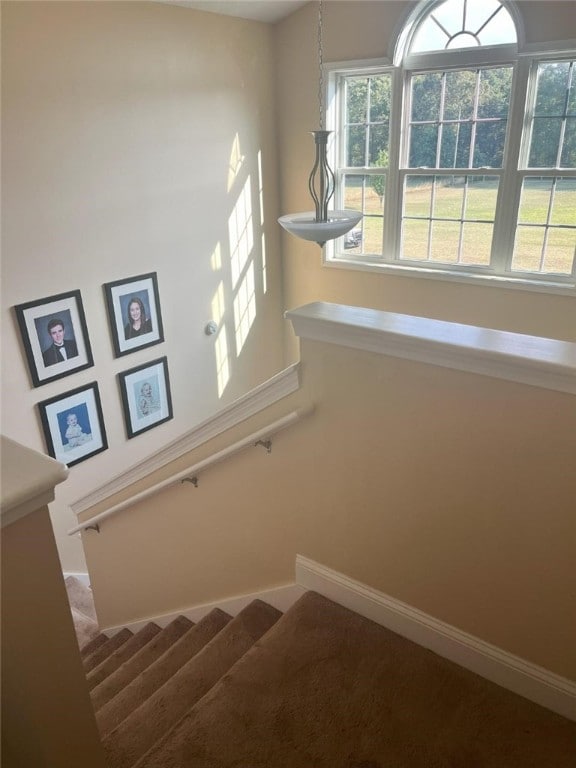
{"left": 2, "top": 505, "right": 105, "bottom": 768}
{"left": 1, "top": 1, "right": 285, "bottom": 570}
{"left": 81, "top": 337, "right": 576, "bottom": 681}
{"left": 275, "top": 1, "right": 576, "bottom": 361}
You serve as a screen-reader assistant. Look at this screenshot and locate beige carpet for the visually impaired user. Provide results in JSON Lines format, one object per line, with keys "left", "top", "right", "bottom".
{"left": 65, "top": 576, "right": 97, "bottom": 621}
{"left": 71, "top": 606, "right": 101, "bottom": 648}
{"left": 96, "top": 608, "right": 231, "bottom": 736}
{"left": 103, "top": 600, "right": 282, "bottom": 768}
{"left": 91, "top": 616, "right": 193, "bottom": 711}
{"left": 65, "top": 575, "right": 100, "bottom": 649}
{"left": 81, "top": 631, "right": 108, "bottom": 658}
{"left": 136, "top": 591, "right": 576, "bottom": 768}
{"left": 84, "top": 628, "right": 133, "bottom": 673}
{"left": 87, "top": 622, "right": 160, "bottom": 690}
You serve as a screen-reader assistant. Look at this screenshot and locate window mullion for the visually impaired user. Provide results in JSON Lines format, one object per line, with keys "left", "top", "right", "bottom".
{"left": 539, "top": 179, "right": 557, "bottom": 270}
{"left": 364, "top": 78, "right": 372, "bottom": 167}
{"left": 469, "top": 70, "right": 481, "bottom": 169}
{"left": 382, "top": 66, "right": 404, "bottom": 260}
{"left": 436, "top": 74, "right": 447, "bottom": 167}
{"left": 457, "top": 177, "right": 469, "bottom": 264}
{"left": 491, "top": 57, "right": 531, "bottom": 273}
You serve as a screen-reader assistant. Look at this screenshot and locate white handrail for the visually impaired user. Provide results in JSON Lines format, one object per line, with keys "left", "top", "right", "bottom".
{"left": 67, "top": 408, "right": 311, "bottom": 536}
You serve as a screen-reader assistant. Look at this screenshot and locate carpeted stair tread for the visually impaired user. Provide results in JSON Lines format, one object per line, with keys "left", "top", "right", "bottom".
{"left": 81, "top": 631, "right": 109, "bottom": 658}
{"left": 65, "top": 575, "right": 98, "bottom": 622}
{"left": 96, "top": 608, "right": 231, "bottom": 737}
{"left": 71, "top": 606, "right": 100, "bottom": 650}
{"left": 87, "top": 623, "right": 161, "bottom": 690}
{"left": 103, "top": 599, "right": 282, "bottom": 768}
{"left": 84, "top": 628, "right": 134, "bottom": 673}
{"left": 137, "top": 591, "right": 576, "bottom": 768}
{"left": 91, "top": 616, "right": 193, "bottom": 711}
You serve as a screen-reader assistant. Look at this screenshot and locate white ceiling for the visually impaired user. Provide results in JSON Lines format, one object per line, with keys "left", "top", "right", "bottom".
{"left": 155, "top": 1, "right": 309, "bottom": 24}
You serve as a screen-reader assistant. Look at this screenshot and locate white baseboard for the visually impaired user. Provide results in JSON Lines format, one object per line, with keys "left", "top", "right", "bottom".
{"left": 102, "top": 583, "right": 305, "bottom": 637}
{"left": 63, "top": 571, "right": 91, "bottom": 588}
{"left": 295, "top": 555, "right": 576, "bottom": 722}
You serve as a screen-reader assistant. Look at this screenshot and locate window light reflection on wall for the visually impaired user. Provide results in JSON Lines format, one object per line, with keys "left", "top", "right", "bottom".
{"left": 233, "top": 261, "right": 256, "bottom": 354}
{"left": 229, "top": 176, "right": 254, "bottom": 288}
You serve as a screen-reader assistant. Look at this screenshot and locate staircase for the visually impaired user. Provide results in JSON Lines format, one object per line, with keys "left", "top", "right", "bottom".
{"left": 65, "top": 577, "right": 576, "bottom": 767}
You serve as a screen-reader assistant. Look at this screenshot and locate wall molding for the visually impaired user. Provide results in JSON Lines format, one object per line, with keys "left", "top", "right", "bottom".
{"left": 71, "top": 364, "right": 300, "bottom": 517}
{"left": 296, "top": 555, "right": 576, "bottom": 722}
{"left": 286, "top": 302, "right": 576, "bottom": 395}
{"left": 102, "top": 583, "right": 305, "bottom": 636}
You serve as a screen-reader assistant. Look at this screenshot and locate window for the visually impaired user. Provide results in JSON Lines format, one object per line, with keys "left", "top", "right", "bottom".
{"left": 328, "top": 0, "right": 576, "bottom": 290}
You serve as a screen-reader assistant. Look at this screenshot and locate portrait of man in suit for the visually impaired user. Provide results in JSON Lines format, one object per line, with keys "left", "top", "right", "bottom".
{"left": 42, "top": 317, "right": 79, "bottom": 367}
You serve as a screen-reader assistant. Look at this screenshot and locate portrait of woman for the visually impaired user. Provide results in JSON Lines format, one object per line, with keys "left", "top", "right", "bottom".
{"left": 124, "top": 296, "right": 152, "bottom": 340}
{"left": 104, "top": 272, "right": 164, "bottom": 357}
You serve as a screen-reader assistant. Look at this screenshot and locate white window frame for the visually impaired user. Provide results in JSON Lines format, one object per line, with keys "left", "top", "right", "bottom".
{"left": 324, "top": 5, "right": 576, "bottom": 296}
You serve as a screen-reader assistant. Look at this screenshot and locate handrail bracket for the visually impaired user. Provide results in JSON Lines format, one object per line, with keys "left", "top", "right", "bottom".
{"left": 255, "top": 439, "right": 272, "bottom": 454}
{"left": 86, "top": 523, "right": 100, "bottom": 534}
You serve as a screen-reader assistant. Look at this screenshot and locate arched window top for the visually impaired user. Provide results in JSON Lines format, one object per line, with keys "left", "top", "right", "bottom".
{"left": 403, "top": 0, "right": 518, "bottom": 59}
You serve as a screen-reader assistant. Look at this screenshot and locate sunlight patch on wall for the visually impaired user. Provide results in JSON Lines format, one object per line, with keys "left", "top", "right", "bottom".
{"left": 229, "top": 176, "right": 254, "bottom": 289}
{"left": 233, "top": 261, "right": 256, "bottom": 354}
{"left": 261, "top": 233, "right": 267, "bottom": 294}
{"left": 227, "top": 134, "right": 246, "bottom": 193}
{"left": 210, "top": 242, "right": 222, "bottom": 271}
{"left": 215, "top": 325, "right": 230, "bottom": 397}
{"left": 257, "top": 150, "right": 265, "bottom": 225}
{"left": 258, "top": 150, "right": 268, "bottom": 294}
{"left": 211, "top": 281, "right": 226, "bottom": 326}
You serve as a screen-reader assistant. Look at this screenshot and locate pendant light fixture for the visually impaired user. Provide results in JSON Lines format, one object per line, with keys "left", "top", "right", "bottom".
{"left": 278, "top": 0, "right": 362, "bottom": 247}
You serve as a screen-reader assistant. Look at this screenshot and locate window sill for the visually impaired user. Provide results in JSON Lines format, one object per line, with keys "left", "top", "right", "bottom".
{"left": 324, "top": 255, "right": 575, "bottom": 297}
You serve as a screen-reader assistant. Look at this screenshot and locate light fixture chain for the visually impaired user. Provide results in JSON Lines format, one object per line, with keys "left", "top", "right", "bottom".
{"left": 276, "top": 0, "right": 362, "bottom": 245}
{"left": 317, "top": 0, "right": 324, "bottom": 130}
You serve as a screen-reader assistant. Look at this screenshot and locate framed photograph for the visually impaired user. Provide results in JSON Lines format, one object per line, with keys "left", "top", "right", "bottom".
{"left": 118, "top": 356, "right": 173, "bottom": 438}
{"left": 14, "top": 290, "right": 94, "bottom": 388}
{"left": 104, "top": 272, "right": 164, "bottom": 357}
{"left": 38, "top": 382, "right": 107, "bottom": 467}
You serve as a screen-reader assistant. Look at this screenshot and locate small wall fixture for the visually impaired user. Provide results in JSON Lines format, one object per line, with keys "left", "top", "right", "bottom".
{"left": 278, "top": 0, "right": 362, "bottom": 247}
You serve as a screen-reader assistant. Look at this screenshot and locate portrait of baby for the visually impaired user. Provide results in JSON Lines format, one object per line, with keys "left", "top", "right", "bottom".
{"left": 135, "top": 379, "right": 160, "bottom": 419}
{"left": 57, "top": 404, "right": 92, "bottom": 451}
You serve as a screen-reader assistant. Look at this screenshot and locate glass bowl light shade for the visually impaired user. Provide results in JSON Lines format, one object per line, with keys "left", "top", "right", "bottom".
{"left": 278, "top": 209, "right": 362, "bottom": 246}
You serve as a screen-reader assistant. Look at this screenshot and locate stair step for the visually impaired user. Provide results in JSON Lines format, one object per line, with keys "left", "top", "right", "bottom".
{"left": 84, "top": 628, "right": 133, "bottom": 673}
{"left": 102, "top": 600, "right": 282, "bottom": 768}
{"left": 65, "top": 575, "right": 97, "bottom": 622}
{"left": 81, "top": 632, "right": 109, "bottom": 658}
{"left": 91, "top": 616, "right": 193, "bottom": 712}
{"left": 87, "top": 623, "right": 161, "bottom": 690}
{"left": 71, "top": 606, "right": 100, "bottom": 649}
{"left": 96, "top": 608, "right": 231, "bottom": 737}
{"left": 135, "top": 591, "right": 576, "bottom": 768}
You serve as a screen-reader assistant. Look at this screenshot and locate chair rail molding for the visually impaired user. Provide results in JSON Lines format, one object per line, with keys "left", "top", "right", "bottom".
{"left": 71, "top": 364, "right": 300, "bottom": 517}
{"left": 286, "top": 303, "right": 576, "bottom": 395}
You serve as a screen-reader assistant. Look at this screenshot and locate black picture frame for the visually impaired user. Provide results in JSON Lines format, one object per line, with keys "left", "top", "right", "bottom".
{"left": 118, "top": 356, "right": 173, "bottom": 439}
{"left": 38, "top": 381, "right": 107, "bottom": 467}
{"left": 14, "top": 290, "right": 94, "bottom": 388}
{"left": 103, "top": 272, "right": 164, "bottom": 358}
